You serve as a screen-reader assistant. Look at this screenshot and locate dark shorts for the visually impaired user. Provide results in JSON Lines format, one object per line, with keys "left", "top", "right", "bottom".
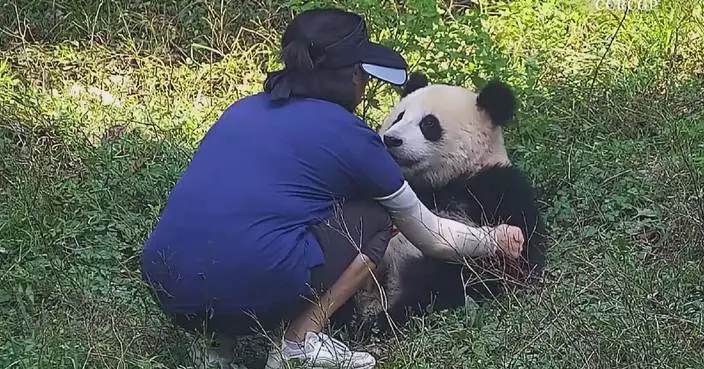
{"left": 156, "top": 199, "right": 392, "bottom": 338}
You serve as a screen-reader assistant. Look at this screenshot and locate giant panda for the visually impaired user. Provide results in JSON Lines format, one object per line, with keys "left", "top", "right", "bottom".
{"left": 347, "top": 72, "right": 548, "bottom": 332}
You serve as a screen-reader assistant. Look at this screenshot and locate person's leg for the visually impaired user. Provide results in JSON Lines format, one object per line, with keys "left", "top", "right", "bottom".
{"left": 169, "top": 307, "right": 298, "bottom": 369}
{"left": 186, "top": 331, "right": 238, "bottom": 369}
{"left": 287, "top": 202, "right": 390, "bottom": 340}
{"left": 266, "top": 200, "right": 392, "bottom": 368}
{"left": 285, "top": 254, "right": 376, "bottom": 340}
{"left": 144, "top": 284, "right": 287, "bottom": 369}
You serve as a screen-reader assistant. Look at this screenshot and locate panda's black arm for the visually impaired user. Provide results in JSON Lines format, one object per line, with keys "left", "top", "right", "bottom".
{"left": 417, "top": 166, "right": 547, "bottom": 268}
{"left": 458, "top": 166, "right": 547, "bottom": 267}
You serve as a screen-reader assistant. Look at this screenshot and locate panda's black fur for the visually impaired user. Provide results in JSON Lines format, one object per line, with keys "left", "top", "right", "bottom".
{"left": 475, "top": 80, "right": 518, "bottom": 126}
{"left": 379, "top": 163, "right": 547, "bottom": 326}
{"left": 343, "top": 72, "right": 548, "bottom": 333}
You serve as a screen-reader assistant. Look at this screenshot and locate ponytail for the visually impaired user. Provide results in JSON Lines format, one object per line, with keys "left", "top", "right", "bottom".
{"left": 262, "top": 35, "right": 358, "bottom": 111}
{"left": 264, "top": 37, "right": 320, "bottom": 101}
{"left": 281, "top": 39, "right": 315, "bottom": 71}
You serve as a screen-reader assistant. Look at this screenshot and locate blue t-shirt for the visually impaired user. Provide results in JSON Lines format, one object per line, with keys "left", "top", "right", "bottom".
{"left": 140, "top": 92, "right": 404, "bottom": 314}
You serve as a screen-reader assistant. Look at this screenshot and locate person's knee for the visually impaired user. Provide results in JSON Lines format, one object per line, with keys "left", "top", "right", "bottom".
{"left": 362, "top": 230, "right": 390, "bottom": 267}
{"left": 367, "top": 201, "right": 393, "bottom": 230}
{"left": 324, "top": 199, "right": 393, "bottom": 267}
{"left": 340, "top": 200, "right": 392, "bottom": 232}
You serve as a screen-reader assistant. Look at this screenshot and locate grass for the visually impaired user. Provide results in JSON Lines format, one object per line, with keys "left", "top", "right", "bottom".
{"left": 1, "top": 0, "right": 703, "bottom": 368}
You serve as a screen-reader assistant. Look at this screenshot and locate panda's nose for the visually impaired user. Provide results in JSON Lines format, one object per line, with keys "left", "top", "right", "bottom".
{"left": 383, "top": 135, "right": 403, "bottom": 148}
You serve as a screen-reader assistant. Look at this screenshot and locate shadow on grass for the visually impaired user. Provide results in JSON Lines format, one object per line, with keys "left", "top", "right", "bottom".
{"left": 0, "top": 0, "right": 290, "bottom": 64}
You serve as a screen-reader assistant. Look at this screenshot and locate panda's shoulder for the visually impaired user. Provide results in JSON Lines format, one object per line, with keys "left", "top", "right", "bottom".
{"left": 449, "top": 164, "right": 537, "bottom": 203}
{"left": 467, "top": 164, "right": 534, "bottom": 191}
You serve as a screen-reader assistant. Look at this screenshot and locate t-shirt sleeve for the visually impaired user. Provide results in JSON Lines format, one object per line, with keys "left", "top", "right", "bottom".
{"left": 342, "top": 123, "right": 406, "bottom": 200}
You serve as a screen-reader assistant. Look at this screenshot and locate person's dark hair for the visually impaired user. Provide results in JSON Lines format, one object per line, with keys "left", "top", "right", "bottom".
{"left": 263, "top": 9, "right": 366, "bottom": 112}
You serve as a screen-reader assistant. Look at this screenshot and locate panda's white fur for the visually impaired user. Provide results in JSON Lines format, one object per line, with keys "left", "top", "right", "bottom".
{"left": 336, "top": 72, "right": 547, "bottom": 332}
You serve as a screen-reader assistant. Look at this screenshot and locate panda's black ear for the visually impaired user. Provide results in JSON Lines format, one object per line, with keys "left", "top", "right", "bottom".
{"left": 401, "top": 72, "right": 429, "bottom": 97}
{"left": 476, "top": 80, "right": 516, "bottom": 126}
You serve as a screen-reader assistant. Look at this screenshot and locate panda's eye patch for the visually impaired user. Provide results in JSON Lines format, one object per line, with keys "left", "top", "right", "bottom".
{"left": 419, "top": 114, "right": 443, "bottom": 141}
{"left": 391, "top": 111, "right": 404, "bottom": 126}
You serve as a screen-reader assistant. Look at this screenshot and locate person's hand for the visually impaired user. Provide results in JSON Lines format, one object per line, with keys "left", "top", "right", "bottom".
{"left": 490, "top": 224, "right": 524, "bottom": 259}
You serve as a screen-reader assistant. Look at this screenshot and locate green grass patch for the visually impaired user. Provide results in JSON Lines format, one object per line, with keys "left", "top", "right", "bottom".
{"left": 1, "top": 0, "right": 703, "bottom": 368}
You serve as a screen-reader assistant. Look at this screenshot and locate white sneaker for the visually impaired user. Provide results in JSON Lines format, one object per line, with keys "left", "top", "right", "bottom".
{"left": 264, "top": 331, "right": 376, "bottom": 369}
